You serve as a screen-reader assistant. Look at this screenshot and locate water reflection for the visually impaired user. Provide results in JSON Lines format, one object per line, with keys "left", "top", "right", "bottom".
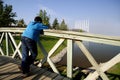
{"left": 59, "top": 42, "right": 120, "bottom": 68}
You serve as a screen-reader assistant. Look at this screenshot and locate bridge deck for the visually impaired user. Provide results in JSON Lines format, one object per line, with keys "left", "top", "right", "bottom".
{"left": 0, "top": 56, "right": 70, "bottom": 80}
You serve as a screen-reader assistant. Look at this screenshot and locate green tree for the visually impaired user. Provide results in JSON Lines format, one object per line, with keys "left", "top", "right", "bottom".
{"left": 17, "top": 19, "right": 26, "bottom": 27}
{"left": 59, "top": 19, "right": 68, "bottom": 30}
{"left": 0, "top": 0, "right": 17, "bottom": 27}
{"left": 52, "top": 18, "right": 59, "bottom": 29}
{"left": 0, "top": 0, "right": 3, "bottom": 15}
{"left": 38, "top": 10, "right": 51, "bottom": 28}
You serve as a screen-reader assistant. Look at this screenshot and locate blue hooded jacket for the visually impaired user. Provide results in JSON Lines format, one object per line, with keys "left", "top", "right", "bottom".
{"left": 22, "top": 21, "right": 48, "bottom": 42}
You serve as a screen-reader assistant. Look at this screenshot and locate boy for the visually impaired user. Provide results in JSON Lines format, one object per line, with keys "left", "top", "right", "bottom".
{"left": 20, "top": 16, "right": 48, "bottom": 77}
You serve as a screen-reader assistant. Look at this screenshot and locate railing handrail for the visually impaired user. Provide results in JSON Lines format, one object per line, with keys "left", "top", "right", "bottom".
{"left": 0, "top": 27, "right": 120, "bottom": 40}
{"left": 0, "top": 27, "right": 120, "bottom": 46}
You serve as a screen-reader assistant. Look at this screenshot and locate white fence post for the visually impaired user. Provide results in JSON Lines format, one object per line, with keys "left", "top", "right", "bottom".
{"left": 67, "top": 39, "right": 74, "bottom": 78}
{"left": 5, "top": 32, "right": 9, "bottom": 56}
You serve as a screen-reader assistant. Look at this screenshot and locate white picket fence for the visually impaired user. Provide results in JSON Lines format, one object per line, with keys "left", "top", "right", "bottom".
{"left": 0, "top": 27, "right": 120, "bottom": 80}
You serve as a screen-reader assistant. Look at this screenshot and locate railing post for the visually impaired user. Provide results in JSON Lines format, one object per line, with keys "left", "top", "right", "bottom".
{"left": 37, "top": 40, "right": 48, "bottom": 67}
{"left": 0, "top": 33, "right": 5, "bottom": 55}
{"left": 5, "top": 32, "right": 9, "bottom": 56}
{"left": 67, "top": 39, "right": 74, "bottom": 78}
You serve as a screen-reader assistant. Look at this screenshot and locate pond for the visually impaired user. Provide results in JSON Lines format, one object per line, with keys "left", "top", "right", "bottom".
{"left": 59, "top": 41, "right": 120, "bottom": 68}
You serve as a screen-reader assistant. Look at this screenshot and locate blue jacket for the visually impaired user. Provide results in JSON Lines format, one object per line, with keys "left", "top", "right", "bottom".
{"left": 22, "top": 21, "right": 48, "bottom": 42}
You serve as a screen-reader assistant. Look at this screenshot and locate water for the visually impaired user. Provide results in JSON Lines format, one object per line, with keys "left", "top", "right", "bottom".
{"left": 59, "top": 42, "right": 120, "bottom": 68}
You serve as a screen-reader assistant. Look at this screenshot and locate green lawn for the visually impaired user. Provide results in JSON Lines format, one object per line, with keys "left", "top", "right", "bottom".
{"left": 36, "top": 35, "right": 67, "bottom": 59}
{"left": 107, "top": 62, "right": 120, "bottom": 80}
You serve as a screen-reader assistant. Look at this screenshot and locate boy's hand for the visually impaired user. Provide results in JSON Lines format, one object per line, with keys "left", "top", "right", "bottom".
{"left": 40, "top": 29, "right": 44, "bottom": 35}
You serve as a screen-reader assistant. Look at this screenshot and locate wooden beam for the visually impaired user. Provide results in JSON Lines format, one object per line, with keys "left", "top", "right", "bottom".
{"left": 0, "top": 33, "right": 5, "bottom": 55}
{"left": 67, "top": 39, "right": 74, "bottom": 78}
{"left": 8, "top": 33, "right": 22, "bottom": 58}
{"left": 75, "top": 41, "right": 109, "bottom": 80}
{"left": 85, "top": 53, "right": 120, "bottom": 80}
{"left": 47, "top": 39, "right": 65, "bottom": 73}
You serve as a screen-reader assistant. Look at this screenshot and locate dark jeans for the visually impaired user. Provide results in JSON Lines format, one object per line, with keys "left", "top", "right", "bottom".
{"left": 21, "top": 36, "right": 38, "bottom": 74}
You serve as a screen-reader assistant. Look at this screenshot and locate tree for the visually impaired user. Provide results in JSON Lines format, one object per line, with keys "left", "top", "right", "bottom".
{"left": 0, "top": 0, "right": 17, "bottom": 27}
{"left": 17, "top": 19, "right": 26, "bottom": 27}
{"left": 59, "top": 19, "right": 68, "bottom": 30}
{"left": 38, "top": 10, "right": 51, "bottom": 28}
{"left": 0, "top": 0, "right": 3, "bottom": 15}
{"left": 52, "top": 18, "right": 59, "bottom": 29}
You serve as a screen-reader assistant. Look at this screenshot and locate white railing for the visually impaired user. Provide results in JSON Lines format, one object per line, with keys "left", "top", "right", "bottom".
{"left": 0, "top": 27, "right": 120, "bottom": 80}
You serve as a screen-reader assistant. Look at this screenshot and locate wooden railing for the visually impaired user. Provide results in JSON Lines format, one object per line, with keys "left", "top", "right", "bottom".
{"left": 0, "top": 27, "right": 120, "bottom": 80}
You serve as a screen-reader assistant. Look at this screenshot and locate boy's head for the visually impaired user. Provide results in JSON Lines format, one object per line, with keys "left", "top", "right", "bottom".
{"left": 34, "top": 16, "right": 42, "bottom": 23}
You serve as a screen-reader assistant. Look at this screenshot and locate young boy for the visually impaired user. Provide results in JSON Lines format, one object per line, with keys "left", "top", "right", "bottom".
{"left": 20, "top": 16, "right": 48, "bottom": 77}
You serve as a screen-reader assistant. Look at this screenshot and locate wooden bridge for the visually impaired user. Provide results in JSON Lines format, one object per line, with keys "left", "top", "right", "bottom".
{"left": 0, "top": 27, "right": 120, "bottom": 80}
{"left": 0, "top": 55, "right": 70, "bottom": 80}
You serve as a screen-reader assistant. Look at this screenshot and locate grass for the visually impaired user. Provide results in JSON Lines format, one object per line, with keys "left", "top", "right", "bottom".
{"left": 36, "top": 35, "right": 67, "bottom": 59}
{"left": 106, "top": 62, "right": 120, "bottom": 80}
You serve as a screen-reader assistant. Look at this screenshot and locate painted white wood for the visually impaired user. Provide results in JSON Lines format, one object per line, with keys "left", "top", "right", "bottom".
{"left": 5, "top": 33, "right": 9, "bottom": 56}
{"left": 47, "top": 58, "right": 59, "bottom": 74}
{"left": 48, "top": 39, "right": 65, "bottom": 57}
{"left": 0, "top": 28, "right": 120, "bottom": 79}
{"left": 0, "top": 33, "right": 5, "bottom": 55}
{"left": 0, "top": 28, "right": 120, "bottom": 46}
{"left": 0, "top": 47, "right": 4, "bottom": 55}
{"left": 67, "top": 39, "right": 74, "bottom": 78}
{"left": 85, "top": 53, "right": 120, "bottom": 80}
{"left": 47, "top": 39, "right": 65, "bottom": 73}
{"left": 75, "top": 41, "right": 109, "bottom": 80}
{"left": 12, "top": 41, "right": 22, "bottom": 58}
{"left": 44, "top": 31, "right": 120, "bottom": 46}
{"left": 0, "top": 33, "right": 5, "bottom": 43}
{"left": 8, "top": 33, "right": 22, "bottom": 58}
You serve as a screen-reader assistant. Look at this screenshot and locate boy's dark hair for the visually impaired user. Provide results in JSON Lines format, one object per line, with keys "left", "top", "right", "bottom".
{"left": 34, "top": 16, "right": 42, "bottom": 23}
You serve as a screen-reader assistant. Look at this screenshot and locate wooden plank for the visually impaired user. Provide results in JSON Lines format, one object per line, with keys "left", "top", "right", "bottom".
{"left": 1, "top": 65, "right": 20, "bottom": 80}
{"left": 2, "top": 70, "right": 21, "bottom": 80}
{"left": 0, "top": 63, "right": 15, "bottom": 69}
{"left": 53, "top": 75, "right": 64, "bottom": 80}
{"left": 0, "top": 57, "right": 13, "bottom": 66}
{"left": 62, "top": 77, "right": 71, "bottom": 80}
{"left": 0, "top": 56, "right": 21, "bottom": 64}
{"left": 43, "top": 73, "right": 58, "bottom": 80}
{"left": 4, "top": 65, "right": 41, "bottom": 80}
{"left": 0, "top": 63, "right": 18, "bottom": 79}
{"left": 2, "top": 63, "right": 42, "bottom": 80}
{"left": 67, "top": 39, "right": 73, "bottom": 78}
{"left": 37, "top": 71, "right": 51, "bottom": 80}
{"left": 23, "top": 68, "right": 47, "bottom": 80}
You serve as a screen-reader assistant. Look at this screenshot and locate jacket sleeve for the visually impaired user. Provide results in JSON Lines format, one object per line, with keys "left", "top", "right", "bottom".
{"left": 37, "top": 23, "right": 48, "bottom": 30}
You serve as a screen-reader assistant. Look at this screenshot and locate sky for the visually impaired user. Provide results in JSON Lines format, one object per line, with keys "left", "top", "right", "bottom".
{"left": 4, "top": 0, "right": 120, "bottom": 36}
